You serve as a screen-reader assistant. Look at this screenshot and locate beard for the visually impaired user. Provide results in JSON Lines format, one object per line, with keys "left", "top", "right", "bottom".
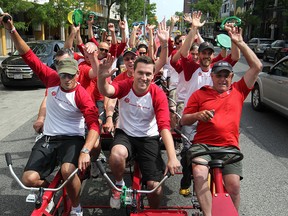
{"left": 200, "top": 58, "right": 211, "bottom": 67}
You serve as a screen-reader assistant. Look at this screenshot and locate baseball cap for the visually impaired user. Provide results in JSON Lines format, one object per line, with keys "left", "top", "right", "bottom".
{"left": 198, "top": 41, "right": 214, "bottom": 52}
{"left": 56, "top": 58, "right": 78, "bottom": 75}
{"left": 137, "top": 40, "right": 148, "bottom": 49}
{"left": 212, "top": 61, "right": 233, "bottom": 74}
{"left": 123, "top": 47, "right": 138, "bottom": 57}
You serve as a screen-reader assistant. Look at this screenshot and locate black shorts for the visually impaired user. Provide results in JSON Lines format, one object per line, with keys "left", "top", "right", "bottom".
{"left": 111, "top": 129, "right": 165, "bottom": 183}
{"left": 24, "top": 135, "right": 85, "bottom": 180}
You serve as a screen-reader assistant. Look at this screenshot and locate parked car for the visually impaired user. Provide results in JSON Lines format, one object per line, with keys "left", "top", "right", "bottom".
{"left": 247, "top": 38, "right": 273, "bottom": 57}
{"left": 0, "top": 40, "right": 64, "bottom": 88}
{"left": 251, "top": 56, "right": 288, "bottom": 117}
{"left": 263, "top": 40, "right": 288, "bottom": 63}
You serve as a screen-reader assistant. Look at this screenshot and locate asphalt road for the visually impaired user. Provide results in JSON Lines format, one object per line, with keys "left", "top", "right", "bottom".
{"left": 1, "top": 55, "right": 288, "bottom": 215}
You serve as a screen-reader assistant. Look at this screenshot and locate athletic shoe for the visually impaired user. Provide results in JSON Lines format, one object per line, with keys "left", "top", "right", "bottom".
{"left": 110, "top": 185, "right": 122, "bottom": 209}
{"left": 179, "top": 188, "right": 191, "bottom": 196}
{"left": 70, "top": 209, "right": 83, "bottom": 216}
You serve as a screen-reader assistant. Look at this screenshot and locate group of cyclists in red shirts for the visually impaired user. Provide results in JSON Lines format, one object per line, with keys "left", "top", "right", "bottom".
{"left": 1, "top": 9, "right": 262, "bottom": 216}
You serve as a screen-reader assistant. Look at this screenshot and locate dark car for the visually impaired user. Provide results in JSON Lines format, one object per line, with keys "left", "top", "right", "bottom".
{"left": 251, "top": 56, "right": 288, "bottom": 117}
{"left": 263, "top": 40, "right": 288, "bottom": 63}
{"left": 247, "top": 38, "right": 273, "bottom": 57}
{"left": 0, "top": 40, "right": 64, "bottom": 88}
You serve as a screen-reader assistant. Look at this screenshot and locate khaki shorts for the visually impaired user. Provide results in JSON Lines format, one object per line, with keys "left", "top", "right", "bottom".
{"left": 168, "top": 88, "right": 177, "bottom": 108}
{"left": 186, "top": 144, "right": 243, "bottom": 179}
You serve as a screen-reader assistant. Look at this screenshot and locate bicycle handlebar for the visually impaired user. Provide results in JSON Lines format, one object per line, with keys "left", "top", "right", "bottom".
{"left": 5, "top": 152, "right": 78, "bottom": 192}
{"left": 174, "top": 128, "right": 191, "bottom": 145}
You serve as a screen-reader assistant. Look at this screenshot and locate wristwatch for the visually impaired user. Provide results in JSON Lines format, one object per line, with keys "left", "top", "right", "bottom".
{"left": 81, "top": 147, "right": 90, "bottom": 154}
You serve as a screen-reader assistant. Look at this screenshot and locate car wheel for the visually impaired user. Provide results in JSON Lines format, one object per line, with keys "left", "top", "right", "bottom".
{"left": 263, "top": 52, "right": 268, "bottom": 62}
{"left": 251, "top": 84, "right": 264, "bottom": 111}
{"left": 0, "top": 73, "right": 10, "bottom": 88}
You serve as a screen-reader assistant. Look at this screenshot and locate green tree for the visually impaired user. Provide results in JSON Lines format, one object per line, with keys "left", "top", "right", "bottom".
{"left": 192, "top": 0, "right": 222, "bottom": 22}
{"left": 0, "top": 0, "right": 34, "bottom": 30}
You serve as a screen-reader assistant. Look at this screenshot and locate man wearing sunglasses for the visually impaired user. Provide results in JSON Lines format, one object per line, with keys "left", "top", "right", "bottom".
{"left": 1, "top": 13, "right": 100, "bottom": 216}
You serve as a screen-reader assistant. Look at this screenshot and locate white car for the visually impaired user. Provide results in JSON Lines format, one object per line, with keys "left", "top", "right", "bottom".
{"left": 251, "top": 56, "right": 288, "bottom": 117}
{"left": 248, "top": 38, "right": 273, "bottom": 57}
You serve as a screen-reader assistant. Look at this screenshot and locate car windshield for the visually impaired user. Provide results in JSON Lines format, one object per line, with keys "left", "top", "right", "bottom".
{"left": 12, "top": 43, "right": 52, "bottom": 56}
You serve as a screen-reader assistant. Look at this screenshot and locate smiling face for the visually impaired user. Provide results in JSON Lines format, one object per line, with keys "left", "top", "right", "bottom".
{"left": 211, "top": 70, "right": 234, "bottom": 93}
{"left": 199, "top": 49, "right": 214, "bottom": 69}
{"left": 133, "top": 62, "right": 154, "bottom": 95}
{"left": 123, "top": 53, "right": 137, "bottom": 75}
{"left": 59, "top": 72, "right": 79, "bottom": 90}
{"left": 97, "top": 42, "right": 109, "bottom": 60}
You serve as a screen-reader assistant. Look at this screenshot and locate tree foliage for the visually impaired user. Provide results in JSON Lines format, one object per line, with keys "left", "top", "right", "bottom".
{"left": 192, "top": 0, "right": 222, "bottom": 22}
{"left": 0, "top": 0, "right": 157, "bottom": 31}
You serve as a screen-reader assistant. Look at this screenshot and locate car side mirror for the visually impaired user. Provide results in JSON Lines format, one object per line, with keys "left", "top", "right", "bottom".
{"left": 262, "top": 66, "right": 270, "bottom": 73}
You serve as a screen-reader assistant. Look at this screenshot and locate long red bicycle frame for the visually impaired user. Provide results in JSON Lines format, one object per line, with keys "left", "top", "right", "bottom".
{"left": 30, "top": 171, "right": 72, "bottom": 216}
{"left": 211, "top": 167, "right": 238, "bottom": 216}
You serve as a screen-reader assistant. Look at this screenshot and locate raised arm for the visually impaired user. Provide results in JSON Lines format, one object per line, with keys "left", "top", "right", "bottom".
{"left": 155, "top": 22, "right": 169, "bottom": 74}
{"left": 0, "top": 13, "right": 30, "bottom": 54}
{"left": 108, "top": 23, "right": 117, "bottom": 45}
{"left": 180, "top": 11, "right": 205, "bottom": 58}
{"left": 225, "top": 23, "right": 240, "bottom": 61}
{"left": 64, "top": 25, "right": 80, "bottom": 49}
{"left": 83, "top": 43, "right": 99, "bottom": 79}
{"left": 129, "top": 24, "right": 140, "bottom": 48}
{"left": 146, "top": 24, "right": 156, "bottom": 59}
{"left": 169, "top": 15, "right": 179, "bottom": 36}
{"left": 229, "top": 27, "right": 262, "bottom": 88}
{"left": 119, "top": 19, "right": 127, "bottom": 44}
{"left": 97, "top": 54, "right": 116, "bottom": 97}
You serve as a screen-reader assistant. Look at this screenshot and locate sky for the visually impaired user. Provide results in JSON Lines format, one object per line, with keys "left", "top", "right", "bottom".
{"left": 150, "top": 0, "right": 184, "bottom": 22}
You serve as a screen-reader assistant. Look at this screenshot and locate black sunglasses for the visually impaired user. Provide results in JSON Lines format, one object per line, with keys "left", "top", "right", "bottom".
{"left": 139, "top": 52, "right": 147, "bottom": 55}
{"left": 59, "top": 73, "right": 76, "bottom": 79}
{"left": 175, "top": 39, "right": 183, "bottom": 45}
{"left": 99, "top": 48, "right": 109, "bottom": 53}
{"left": 124, "top": 56, "right": 137, "bottom": 61}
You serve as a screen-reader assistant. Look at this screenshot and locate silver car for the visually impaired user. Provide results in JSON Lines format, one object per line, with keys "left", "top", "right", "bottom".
{"left": 251, "top": 56, "right": 288, "bottom": 117}
{"left": 248, "top": 38, "right": 273, "bottom": 57}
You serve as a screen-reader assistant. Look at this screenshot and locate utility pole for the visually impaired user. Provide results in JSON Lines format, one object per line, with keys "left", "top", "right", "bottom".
{"left": 270, "top": 0, "right": 278, "bottom": 39}
{"left": 143, "top": 0, "right": 147, "bottom": 36}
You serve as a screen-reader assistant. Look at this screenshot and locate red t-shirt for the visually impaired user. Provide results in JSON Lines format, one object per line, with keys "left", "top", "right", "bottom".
{"left": 113, "top": 70, "right": 134, "bottom": 82}
{"left": 183, "top": 78, "right": 251, "bottom": 148}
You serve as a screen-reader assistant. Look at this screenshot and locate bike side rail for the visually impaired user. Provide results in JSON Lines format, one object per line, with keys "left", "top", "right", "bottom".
{"left": 96, "top": 159, "right": 171, "bottom": 195}
{"left": 5, "top": 152, "right": 78, "bottom": 215}
{"left": 5, "top": 153, "right": 78, "bottom": 192}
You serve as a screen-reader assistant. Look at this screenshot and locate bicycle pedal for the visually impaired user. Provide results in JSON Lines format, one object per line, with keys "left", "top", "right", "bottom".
{"left": 26, "top": 193, "right": 37, "bottom": 203}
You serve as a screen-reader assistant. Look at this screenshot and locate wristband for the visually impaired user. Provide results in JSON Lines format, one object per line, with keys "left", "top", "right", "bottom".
{"left": 161, "top": 44, "right": 168, "bottom": 48}
{"left": 8, "top": 26, "right": 16, "bottom": 34}
{"left": 106, "top": 115, "right": 113, "bottom": 119}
